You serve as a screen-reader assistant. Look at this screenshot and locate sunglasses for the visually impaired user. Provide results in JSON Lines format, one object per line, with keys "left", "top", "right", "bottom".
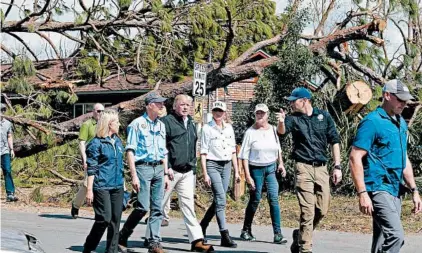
{"left": 391, "top": 94, "right": 406, "bottom": 103}
{"left": 95, "top": 110, "right": 104, "bottom": 113}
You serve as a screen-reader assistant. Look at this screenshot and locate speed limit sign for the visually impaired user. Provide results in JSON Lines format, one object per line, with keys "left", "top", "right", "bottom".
{"left": 193, "top": 62, "right": 207, "bottom": 97}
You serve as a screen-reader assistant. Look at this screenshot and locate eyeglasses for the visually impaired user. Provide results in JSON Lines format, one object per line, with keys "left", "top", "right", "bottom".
{"left": 96, "top": 110, "right": 104, "bottom": 113}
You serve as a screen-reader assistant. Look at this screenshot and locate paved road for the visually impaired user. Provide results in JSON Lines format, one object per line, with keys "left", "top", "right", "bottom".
{"left": 1, "top": 209, "right": 421, "bottom": 253}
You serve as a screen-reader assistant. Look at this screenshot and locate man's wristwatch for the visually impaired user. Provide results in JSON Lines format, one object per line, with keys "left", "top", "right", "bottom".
{"left": 334, "top": 165, "right": 341, "bottom": 170}
{"left": 410, "top": 187, "right": 419, "bottom": 193}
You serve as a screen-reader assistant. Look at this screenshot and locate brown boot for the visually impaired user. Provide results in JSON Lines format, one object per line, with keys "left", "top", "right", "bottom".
{"left": 191, "top": 239, "right": 215, "bottom": 252}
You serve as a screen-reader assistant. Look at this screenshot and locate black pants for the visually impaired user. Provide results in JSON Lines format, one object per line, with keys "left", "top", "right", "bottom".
{"left": 83, "top": 188, "right": 124, "bottom": 253}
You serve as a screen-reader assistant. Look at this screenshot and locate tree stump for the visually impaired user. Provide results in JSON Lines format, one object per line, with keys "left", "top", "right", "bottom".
{"left": 333, "top": 81, "right": 373, "bottom": 115}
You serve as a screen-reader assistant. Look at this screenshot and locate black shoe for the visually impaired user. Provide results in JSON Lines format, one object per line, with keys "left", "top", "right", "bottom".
{"left": 144, "top": 238, "right": 150, "bottom": 247}
{"left": 71, "top": 204, "right": 79, "bottom": 219}
{"left": 290, "top": 229, "right": 299, "bottom": 253}
{"left": 220, "top": 230, "right": 237, "bottom": 248}
{"left": 274, "top": 233, "right": 288, "bottom": 244}
{"left": 6, "top": 194, "right": 18, "bottom": 202}
{"left": 240, "top": 229, "right": 256, "bottom": 241}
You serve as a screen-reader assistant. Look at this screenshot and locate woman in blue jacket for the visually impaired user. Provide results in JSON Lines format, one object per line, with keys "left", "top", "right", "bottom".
{"left": 83, "top": 109, "right": 125, "bottom": 253}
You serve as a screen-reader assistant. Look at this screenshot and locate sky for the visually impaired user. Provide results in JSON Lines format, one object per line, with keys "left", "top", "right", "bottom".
{"left": 0, "top": 0, "right": 411, "bottom": 63}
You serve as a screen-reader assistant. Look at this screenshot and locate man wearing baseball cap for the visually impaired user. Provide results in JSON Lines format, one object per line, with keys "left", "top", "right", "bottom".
{"left": 350, "top": 79, "right": 421, "bottom": 253}
{"left": 277, "top": 87, "right": 342, "bottom": 253}
{"left": 118, "top": 92, "right": 170, "bottom": 253}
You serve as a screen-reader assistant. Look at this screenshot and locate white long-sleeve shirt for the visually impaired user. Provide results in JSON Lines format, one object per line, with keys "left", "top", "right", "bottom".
{"left": 200, "top": 120, "right": 236, "bottom": 161}
{"left": 238, "top": 125, "right": 281, "bottom": 166}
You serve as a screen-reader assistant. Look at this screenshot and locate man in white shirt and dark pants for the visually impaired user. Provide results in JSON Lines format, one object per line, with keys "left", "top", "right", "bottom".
{"left": 199, "top": 101, "right": 240, "bottom": 247}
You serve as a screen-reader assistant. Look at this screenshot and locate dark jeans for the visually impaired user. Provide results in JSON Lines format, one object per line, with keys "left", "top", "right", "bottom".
{"left": 83, "top": 187, "right": 124, "bottom": 253}
{"left": 201, "top": 160, "right": 231, "bottom": 231}
{"left": 243, "top": 163, "right": 282, "bottom": 235}
{"left": 1, "top": 154, "right": 15, "bottom": 195}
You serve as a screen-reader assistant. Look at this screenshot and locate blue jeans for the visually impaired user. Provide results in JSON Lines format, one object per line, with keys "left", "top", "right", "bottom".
{"left": 201, "top": 160, "right": 232, "bottom": 231}
{"left": 1, "top": 154, "right": 15, "bottom": 195}
{"left": 136, "top": 165, "right": 164, "bottom": 242}
{"left": 243, "top": 163, "right": 282, "bottom": 234}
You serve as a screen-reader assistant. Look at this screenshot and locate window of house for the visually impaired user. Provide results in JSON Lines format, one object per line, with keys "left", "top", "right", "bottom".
{"left": 73, "top": 103, "right": 111, "bottom": 118}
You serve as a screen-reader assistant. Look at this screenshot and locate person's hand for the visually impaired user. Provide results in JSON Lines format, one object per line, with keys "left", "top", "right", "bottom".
{"left": 332, "top": 168, "right": 342, "bottom": 185}
{"left": 234, "top": 171, "right": 241, "bottom": 183}
{"left": 86, "top": 190, "right": 94, "bottom": 206}
{"left": 277, "top": 164, "right": 287, "bottom": 178}
{"left": 358, "top": 192, "right": 373, "bottom": 215}
{"left": 246, "top": 176, "right": 255, "bottom": 191}
{"left": 132, "top": 176, "right": 140, "bottom": 193}
{"left": 203, "top": 174, "right": 211, "bottom": 187}
{"left": 168, "top": 168, "right": 174, "bottom": 181}
{"left": 275, "top": 109, "right": 286, "bottom": 124}
{"left": 412, "top": 192, "right": 422, "bottom": 214}
{"left": 10, "top": 150, "right": 15, "bottom": 159}
{"left": 83, "top": 163, "right": 87, "bottom": 170}
{"left": 164, "top": 175, "right": 170, "bottom": 191}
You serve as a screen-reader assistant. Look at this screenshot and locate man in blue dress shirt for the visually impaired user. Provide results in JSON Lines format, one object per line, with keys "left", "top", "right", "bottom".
{"left": 118, "top": 92, "right": 170, "bottom": 253}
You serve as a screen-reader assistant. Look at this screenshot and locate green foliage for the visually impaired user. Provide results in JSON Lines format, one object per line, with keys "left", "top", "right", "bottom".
{"left": 6, "top": 77, "right": 34, "bottom": 95}
{"left": 118, "top": 0, "right": 131, "bottom": 9}
{"left": 12, "top": 56, "right": 36, "bottom": 77}
{"left": 76, "top": 56, "right": 110, "bottom": 82}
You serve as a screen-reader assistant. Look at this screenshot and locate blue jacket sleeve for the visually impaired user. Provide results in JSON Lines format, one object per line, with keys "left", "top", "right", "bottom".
{"left": 353, "top": 119, "right": 377, "bottom": 152}
{"left": 86, "top": 138, "right": 100, "bottom": 176}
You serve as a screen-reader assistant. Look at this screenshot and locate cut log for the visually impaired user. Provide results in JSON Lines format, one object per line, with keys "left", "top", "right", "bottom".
{"left": 333, "top": 80, "right": 373, "bottom": 115}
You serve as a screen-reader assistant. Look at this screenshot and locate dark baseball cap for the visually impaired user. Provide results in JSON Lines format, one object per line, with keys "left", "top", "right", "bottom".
{"left": 382, "top": 79, "right": 414, "bottom": 101}
{"left": 145, "top": 92, "right": 167, "bottom": 105}
{"left": 286, "top": 87, "right": 312, "bottom": 101}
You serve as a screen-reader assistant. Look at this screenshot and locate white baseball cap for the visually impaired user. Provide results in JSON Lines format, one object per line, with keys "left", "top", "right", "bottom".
{"left": 212, "top": 101, "right": 227, "bottom": 111}
{"left": 254, "top": 103, "right": 269, "bottom": 113}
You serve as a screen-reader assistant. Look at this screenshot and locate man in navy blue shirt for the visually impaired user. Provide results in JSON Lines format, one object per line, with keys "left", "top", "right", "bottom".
{"left": 350, "top": 79, "right": 421, "bottom": 253}
{"left": 277, "top": 87, "right": 342, "bottom": 253}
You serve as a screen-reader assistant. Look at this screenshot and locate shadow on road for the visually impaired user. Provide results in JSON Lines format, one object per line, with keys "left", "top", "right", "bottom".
{"left": 68, "top": 242, "right": 106, "bottom": 252}
{"left": 39, "top": 214, "right": 94, "bottom": 220}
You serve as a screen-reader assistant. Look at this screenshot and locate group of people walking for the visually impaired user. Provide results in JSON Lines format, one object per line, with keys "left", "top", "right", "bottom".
{"left": 69, "top": 80, "right": 420, "bottom": 253}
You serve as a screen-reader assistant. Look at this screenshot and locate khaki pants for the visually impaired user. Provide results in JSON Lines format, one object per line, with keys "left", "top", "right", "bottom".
{"left": 72, "top": 172, "right": 88, "bottom": 209}
{"left": 295, "top": 162, "right": 330, "bottom": 253}
{"left": 146, "top": 171, "right": 203, "bottom": 243}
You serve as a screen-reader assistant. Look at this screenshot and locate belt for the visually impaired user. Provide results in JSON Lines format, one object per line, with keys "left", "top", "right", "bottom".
{"left": 298, "top": 160, "right": 326, "bottom": 167}
{"left": 135, "top": 160, "right": 162, "bottom": 166}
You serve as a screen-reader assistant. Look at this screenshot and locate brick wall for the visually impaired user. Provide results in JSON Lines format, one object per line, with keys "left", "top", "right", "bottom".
{"left": 200, "top": 79, "right": 256, "bottom": 122}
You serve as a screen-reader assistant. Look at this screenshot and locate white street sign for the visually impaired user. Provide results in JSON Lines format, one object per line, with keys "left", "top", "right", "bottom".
{"left": 193, "top": 62, "right": 207, "bottom": 97}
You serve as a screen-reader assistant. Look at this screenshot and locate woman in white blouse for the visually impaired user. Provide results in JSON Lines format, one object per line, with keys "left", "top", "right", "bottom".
{"left": 199, "top": 101, "right": 240, "bottom": 248}
{"left": 238, "top": 103, "right": 288, "bottom": 244}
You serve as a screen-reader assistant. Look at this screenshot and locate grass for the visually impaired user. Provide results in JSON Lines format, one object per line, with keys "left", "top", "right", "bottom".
{"left": 169, "top": 192, "right": 422, "bottom": 235}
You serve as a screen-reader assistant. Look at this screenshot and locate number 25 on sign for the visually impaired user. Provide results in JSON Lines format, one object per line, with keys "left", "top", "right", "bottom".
{"left": 193, "top": 63, "right": 207, "bottom": 97}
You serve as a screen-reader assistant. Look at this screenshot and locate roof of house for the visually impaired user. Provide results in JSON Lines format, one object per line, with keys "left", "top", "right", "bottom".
{"left": 1, "top": 59, "right": 150, "bottom": 94}
{"left": 1, "top": 50, "right": 272, "bottom": 94}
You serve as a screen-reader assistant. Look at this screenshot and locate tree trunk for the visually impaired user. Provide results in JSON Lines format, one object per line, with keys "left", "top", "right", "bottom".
{"left": 332, "top": 80, "right": 373, "bottom": 115}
